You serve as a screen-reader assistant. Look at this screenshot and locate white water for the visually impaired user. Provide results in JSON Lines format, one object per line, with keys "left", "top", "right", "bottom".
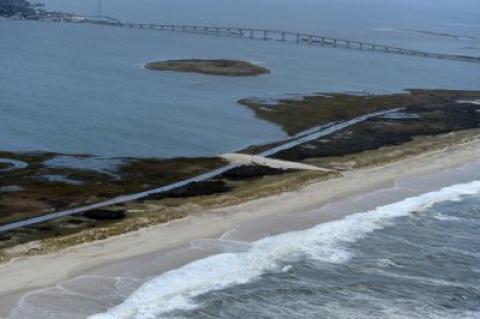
{"left": 89, "top": 180, "right": 480, "bottom": 319}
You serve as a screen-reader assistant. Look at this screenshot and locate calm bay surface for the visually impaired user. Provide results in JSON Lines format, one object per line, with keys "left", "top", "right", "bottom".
{"left": 1, "top": 0, "right": 480, "bottom": 158}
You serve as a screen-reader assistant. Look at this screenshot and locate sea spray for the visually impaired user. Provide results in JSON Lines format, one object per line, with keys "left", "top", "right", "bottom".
{"left": 89, "top": 180, "right": 480, "bottom": 319}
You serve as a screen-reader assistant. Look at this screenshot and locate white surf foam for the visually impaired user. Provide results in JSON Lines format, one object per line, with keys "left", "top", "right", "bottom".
{"left": 89, "top": 180, "right": 480, "bottom": 319}
{"left": 433, "top": 213, "right": 465, "bottom": 222}
{"left": 457, "top": 99, "right": 480, "bottom": 106}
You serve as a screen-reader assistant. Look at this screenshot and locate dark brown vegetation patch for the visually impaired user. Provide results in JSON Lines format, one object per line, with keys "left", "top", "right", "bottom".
{"left": 144, "top": 180, "right": 232, "bottom": 200}
{"left": 145, "top": 59, "right": 270, "bottom": 76}
{"left": 222, "top": 165, "right": 293, "bottom": 180}
{"left": 239, "top": 89, "right": 480, "bottom": 135}
{"left": 84, "top": 210, "right": 126, "bottom": 221}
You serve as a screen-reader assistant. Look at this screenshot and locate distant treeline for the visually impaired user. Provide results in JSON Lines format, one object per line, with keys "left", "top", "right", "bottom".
{"left": 0, "top": 0, "right": 34, "bottom": 17}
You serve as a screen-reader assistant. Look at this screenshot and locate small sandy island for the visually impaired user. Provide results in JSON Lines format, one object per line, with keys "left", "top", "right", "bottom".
{"left": 144, "top": 59, "right": 270, "bottom": 76}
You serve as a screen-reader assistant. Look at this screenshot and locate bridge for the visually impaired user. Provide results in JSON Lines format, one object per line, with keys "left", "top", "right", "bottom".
{"left": 118, "top": 23, "right": 480, "bottom": 64}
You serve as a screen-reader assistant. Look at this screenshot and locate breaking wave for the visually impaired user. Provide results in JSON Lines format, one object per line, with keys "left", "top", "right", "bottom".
{"left": 89, "top": 180, "right": 480, "bottom": 319}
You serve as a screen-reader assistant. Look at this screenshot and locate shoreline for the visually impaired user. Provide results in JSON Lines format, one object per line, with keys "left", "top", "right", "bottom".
{"left": 2, "top": 89, "right": 479, "bottom": 239}
{"left": 1, "top": 137, "right": 480, "bottom": 316}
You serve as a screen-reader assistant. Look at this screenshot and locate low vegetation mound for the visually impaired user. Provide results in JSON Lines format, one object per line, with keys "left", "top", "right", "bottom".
{"left": 145, "top": 59, "right": 270, "bottom": 76}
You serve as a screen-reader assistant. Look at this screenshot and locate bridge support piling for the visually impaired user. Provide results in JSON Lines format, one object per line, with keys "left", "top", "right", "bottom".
{"left": 112, "top": 22, "right": 479, "bottom": 64}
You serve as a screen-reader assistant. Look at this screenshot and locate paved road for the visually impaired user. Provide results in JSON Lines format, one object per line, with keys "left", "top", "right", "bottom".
{"left": 0, "top": 109, "right": 401, "bottom": 233}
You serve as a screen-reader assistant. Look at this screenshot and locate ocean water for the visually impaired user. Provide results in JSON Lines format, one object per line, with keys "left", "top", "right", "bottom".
{"left": 1, "top": 0, "right": 480, "bottom": 157}
{"left": 85, "top": 181, "right": 480, "bottom": 319}
{"left": 9, "top": 165, "right": 480, "bottom": 319}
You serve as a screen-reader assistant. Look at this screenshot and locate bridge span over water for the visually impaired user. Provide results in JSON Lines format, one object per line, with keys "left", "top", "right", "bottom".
{"left": 119, "top": 22, "right": 480, "bottom": 64}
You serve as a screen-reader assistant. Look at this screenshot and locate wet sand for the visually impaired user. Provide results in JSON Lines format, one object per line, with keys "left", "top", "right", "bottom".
{"left": 1, "top": 138, "right": 480, "bottom": 317}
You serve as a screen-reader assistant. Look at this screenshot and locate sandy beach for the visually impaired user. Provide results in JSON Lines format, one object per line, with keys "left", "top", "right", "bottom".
{"left": 1, "top": 136, "right": 480, "bottom": 316}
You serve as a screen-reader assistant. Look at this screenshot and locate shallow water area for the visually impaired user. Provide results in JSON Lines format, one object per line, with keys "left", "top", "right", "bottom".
{"left": 0, "top": 159, "right": 28, "bottom": 173}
